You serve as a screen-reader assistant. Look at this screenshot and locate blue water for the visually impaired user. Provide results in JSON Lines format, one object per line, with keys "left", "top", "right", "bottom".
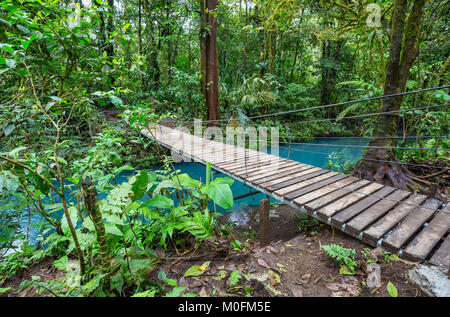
{"left": 12, "top": 138, "right": 367, "bottom": 247}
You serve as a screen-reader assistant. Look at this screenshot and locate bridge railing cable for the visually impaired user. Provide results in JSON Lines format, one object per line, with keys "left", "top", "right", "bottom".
{"left": 174, "top": 84, "right": 449, "bottom": 124}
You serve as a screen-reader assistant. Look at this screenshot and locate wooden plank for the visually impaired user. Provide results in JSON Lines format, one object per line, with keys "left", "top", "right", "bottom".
{"left": 226, "top": 157, "right": 286, "bottom": 172}
{"left": 403, "top": 205, "right": 450, "bottom": 261}
{"left": 362, "top": 194, "right": 428, "bottom": 245}
{"left": 429, "top": 234, "right": 450, "bottom": 269}
{"left": 248, "top": 164, "right": 311, "bottom": 183}
{"left": 257, "top": 166, "right": 318, "bottom": 187}
{"left": 267, "top": 169, "right": 330, "bottom": 192}
{"left": 304, "top": 179, "right": 371, "bottom": 212}
{"left": 330, "top": 186, "right": 397, "bottom": 228}
{"left": 235, "top": 159, "right": 298, "bottom": 173}
{"left": 284, "top": 174, "right": 349, "bottom": 201}
{"left": 314, "top": 182, "right": 384, "bottom": 221}
{"left": 293, "top": 176, "right": 359, "bottom": 207}
{"left": 214, "top": 152, "right": 267, "bottom": 166}
{"left": 273, "top": 171, "right": 338, "bottom": 196}
{"left": 234, "top": 160, "right": 296, "bottom": 176}
{"left": 382, "top": 198, "right": 442, "bottom": 251}
{"left": 345, "top": 190, "right": 411, "bottom": 237}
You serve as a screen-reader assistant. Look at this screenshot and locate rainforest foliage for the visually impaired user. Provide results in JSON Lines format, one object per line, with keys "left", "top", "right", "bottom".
{"left": 0, "top": 0, "right": 449, "bottom": 297}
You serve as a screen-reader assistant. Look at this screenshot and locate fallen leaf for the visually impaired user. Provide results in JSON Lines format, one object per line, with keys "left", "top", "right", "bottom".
{"left": 184, "top": 261, "right": 211, "bottom": 277}
{"left": 257, "top": 259, "right": 272, "bottom": 270}
{"left": 275, "top": 263, "right": 287, "bottom": 273}
{"left": 199, "top": 287, "right": 208, "bottom": 297}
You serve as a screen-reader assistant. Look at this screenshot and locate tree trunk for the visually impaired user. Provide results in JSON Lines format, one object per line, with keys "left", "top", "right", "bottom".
{"left": 106, "top": 0, "right": 115, "bottom": 87}
{"left": 352, "top": 0, "right": 427, "bottom": 189}
{"left": 81, "top": 179, "right": 110, "bottom": 272}
{"left": 203, "top": 0, "right": 220, "bottom": 125}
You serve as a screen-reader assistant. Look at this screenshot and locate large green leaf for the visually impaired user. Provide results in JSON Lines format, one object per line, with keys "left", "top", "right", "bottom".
{"left": 130, "top": 170, "right": 148, "bottom": 202}
{"left": 139, "top": 194, "right": 174, "bottom": 209}
{"left": 174, "top": 173, "right": 201, "bottom": 189}
{"left": 206, "top": 183, "right": 233, "bottom": 209}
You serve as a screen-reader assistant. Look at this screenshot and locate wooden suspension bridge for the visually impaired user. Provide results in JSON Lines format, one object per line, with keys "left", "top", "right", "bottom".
{"left": 141, "top": 123, "right": 450, "bottom": 270}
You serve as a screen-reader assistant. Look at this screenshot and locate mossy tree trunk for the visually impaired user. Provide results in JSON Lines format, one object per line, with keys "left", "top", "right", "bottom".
{"left": 353, "top": 0, "right": 428, "bottom": 189}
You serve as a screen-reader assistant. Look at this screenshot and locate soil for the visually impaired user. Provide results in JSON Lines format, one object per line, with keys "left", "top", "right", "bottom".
{"left": 1, "top": 204, "right": 428, "bottom": 298}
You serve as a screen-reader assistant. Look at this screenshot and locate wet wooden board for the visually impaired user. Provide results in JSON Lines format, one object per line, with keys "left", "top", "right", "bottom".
{"left": 214, "top": 152, "right": 269, "bottom": 166}
{"left": 314, "top": 182, "right": 384, "bottom": 221}
{"left": 294, "top": 176, "right": 359, "bottom": 208}
{"left": 226, "top": 157, "right": 287, "bottom": 173}
{"left": 232, "top": 159, "right": 298, "bottom": 173}
{"left": 304, "top": 179, "right": 371, "bottom": 212}
{"left": 330, "top": 186, "right": 397, "bottom": 228}
{"left": 344, "top": 190, "right": 411, "bottom": 237}
{"left": 382, "top": 198, "right": 442, "bottom": 252}
{"left": 267, "top": 169, "right": 330, "bottom": 192}
{"left": 274, "top": 172, "right": 338, "bottom": 196}
{"left": 403, "top": 205, "right": 450, "bottom": 261}
{"left": 234, "top": 161, "right": 297, "bottom": 177}
{"left": 429, "top": 234, "right": 450, "bottom": 269}
{"left": 229, "top": 161, "right": 288, "bottom": 178}
{"left": 248, "top": 165, "right": 321, "bottom": 188}
{"left": 362, "top": 194, "right": 428, "bottom": 245}
{"left": 248, "top": 164, "right": 310, "bottom": 182}
{"left": 257, "top": 166, "right": 318, "bottom": 187}
{"left": 285, "top": 174, "right": 349, "bottom": 202}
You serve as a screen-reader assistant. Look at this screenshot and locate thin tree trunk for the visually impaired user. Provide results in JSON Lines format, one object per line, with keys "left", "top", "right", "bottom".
{"left": 203, "top": 0, "right": 220, "bottom": 125}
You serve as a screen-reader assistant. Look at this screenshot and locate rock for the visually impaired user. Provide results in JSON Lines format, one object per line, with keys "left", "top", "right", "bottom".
{"left": 224, "top": 209, "right": 251, "bottom": 227}
{"left": 254, "top": 209, "right": 280, "bottom": 223}
{"left": 408, "top": 264, "right": 450, "bottom": 297}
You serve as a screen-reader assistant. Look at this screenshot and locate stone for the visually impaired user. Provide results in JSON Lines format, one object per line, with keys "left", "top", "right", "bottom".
{"left": 408, "top": 264, "right": 450, "bottom": 297}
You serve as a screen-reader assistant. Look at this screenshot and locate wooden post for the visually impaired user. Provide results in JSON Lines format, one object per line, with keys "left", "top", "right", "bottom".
{"left": 260, "top": 198, "right": 270, "bottom": 247}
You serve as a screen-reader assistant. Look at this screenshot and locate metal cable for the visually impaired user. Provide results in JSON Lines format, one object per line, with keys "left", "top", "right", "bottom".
{"left": 177, "top": 85, "right": 450, "bottom": 123}
{"left": 276, "top": 145, "right": 449, "bottom": 170}
{"left": 279, "top": 142, "right": 450, "bottom": 152}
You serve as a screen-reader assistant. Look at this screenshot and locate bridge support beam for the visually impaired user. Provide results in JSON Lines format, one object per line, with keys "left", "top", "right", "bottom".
{"left": 259, "top": 198, "right": 270, "bottom": 247}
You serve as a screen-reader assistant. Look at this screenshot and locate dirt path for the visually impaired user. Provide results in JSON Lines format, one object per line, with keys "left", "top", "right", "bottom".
{"left": 1, "top": 204, "right": 428, "bottom": 297}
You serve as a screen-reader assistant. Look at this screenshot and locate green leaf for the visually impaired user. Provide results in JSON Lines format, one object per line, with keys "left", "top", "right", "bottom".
{"left": 123, "top": 23, "right": 131, "bottom": 31}
{"left": 0, "top": 44, "right": 14, "bottom": 54}
{"left": 54, "top": 256, "right": 69, "bottom": 271}
{"left": 184, "top": 261, "right": 210, "bottom": 277}
{"left": 132, "top": 289, "right": 157, "bottom": 297}
{"left": 139, "top": 194, "right": 174, "bottom": 209}
{"left": 5, "top": 59, "right": 15, "bottom": 69}
{"left": 210, "top": 177, "right": 234, "bottom": 186}
{"left": 165, "top": 286, "right": 187, "bottom": 297}
{"left": 130, "top": 170, "right": 148, "bottom": 202}
{"left": 0, "top": 287, "right": 12, "bottom": 294}
{"left": 386, "top": 281, "right": 398, "bottom": 297}
{"left": 339, "top": 265, "right": 355, "bottom": 275}
{"left": 175, "top": 173, "right": 201, "bottom": 188}
{"left": 16, "top": 24, "right": 30, "bottom": 34}
{"left": 229, "top": 270, "right": 242, "bottom": 286}
{"left": 104, "top": 223, "right": 123, "bottom": 236}
{"left": 158, "top": 271, "right": 178, "bottom": 286}
{"left": 109, "top": 95, "right": 123, "bottom": 107}
{"left": 206, "top": 183, "right": 233, "bottom": 209}
{"left": 3, "top": 123, "right": 15, "bottom": 137}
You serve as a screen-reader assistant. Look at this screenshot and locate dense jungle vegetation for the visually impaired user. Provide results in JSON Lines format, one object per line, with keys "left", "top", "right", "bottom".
{"left": 0, "top": 0, "right": 448, "bottom": 297}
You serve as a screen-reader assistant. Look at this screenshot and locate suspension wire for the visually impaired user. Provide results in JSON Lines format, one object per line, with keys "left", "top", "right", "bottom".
{"left": 286, "top": 125, "right": 292, "bottom": 160}
{"left": 309, "top": 135, "right": 450, "bottom": 140}
{"left": 280, "top": 103, "right": 450, "bottom": 126}
{"left": 178, "top": 85, "right": 450, "bottom": 123}
{"left": 279, "top": 142, "right": 450, "bottom": 152}
{"left": 276, "top": 145, "right": 450, "bottom": 170}
{"left": 177, "top": 103, "right": 449, "bottom": 134}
